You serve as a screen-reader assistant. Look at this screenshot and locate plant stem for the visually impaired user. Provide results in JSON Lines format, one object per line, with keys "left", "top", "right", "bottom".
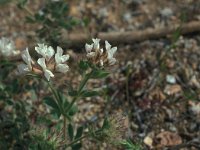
{"left": 47, "top": 81, "right": 60, "bottom": 103}
{"left": 23, "top": 6, "right": 34, "bottom": 16}
{"left": 66, "top": 129, "right": 102, "bottom": 147}
{"left": 63, "top": 116, "right": 67, "bottom": 140}
{"left": 65, "top": 70, "right": 93, "bottom": 114}
{"left": 66, "top": 134, "right": 88, "bottom": 147}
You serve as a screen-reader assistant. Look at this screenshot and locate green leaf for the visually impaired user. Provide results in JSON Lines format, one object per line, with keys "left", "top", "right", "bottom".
{"left": 80, "top": 90, "right": 99, "bottom": 97}
{"left": 34, "top": 13, "right": 45, "bottom": 22}
{"left": 75, "top": 126, "right": 84, "bottom": 139}
{"left": 68, "top": 90, "right": 78, "bottom": 97}
{"left": 91, "top": 69, "right": 109, "bottom": 79}
{"left": 0, "top": 0, "right": 11, "bottom": 5}
{"left": 44, "top": 97, "right": 59, "bottom": 111}
{"left": 50, "top": 109, "right": 61, "bottom": 118}
{"left": 6, "top": 99, "right": 14, "bottom": 105}
{"left": 68, "top": 124, "right": 74, "bottom": 140}
{"left": 25, "top": 16, "right": 35, "bottom": 23}
{"left": 72, "top": 143, "right": 82, "bottom": 150}
{"left": 79, "top": 60, "right": 89, "bottom": 71}
{"left": 56, "top": 90, "right": 64, "bottom": 109}
{"left": 68, "top": 105, "right": 78, "bottom": 116}
{"left": 120, "top": 139, "right": 142, "bottom": 150}
{"left": 102, "top": 118, "right": 110, "bottom": 129}
{"left": 17, "top": 0, "right": 28, "bottom": 9}
{"left": 63, "top": 100, "right": 69, "bottom": 109}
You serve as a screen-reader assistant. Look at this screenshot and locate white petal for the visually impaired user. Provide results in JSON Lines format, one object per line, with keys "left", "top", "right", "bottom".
{"left": 12, "top": 50, "right": 20, "bottom": 56}
{"left": 61, "top": 55, "right": 70, "bottom": 63}
{"left": 108, "top": 58, "right": 116, "bottom": 66}
{"left": 85, "top": 43, "right": 93, "bottom": 53}
{"left": 46, "top": 46, "right": 55, "bottom": 61}
{"left": 86, "top": 52, "right": 96, "bottom": 58}
{"left": 21, "top": 48, "right": 32, "bottom": 70}
{"left": 17, "top": 64, "right": 30, "bottom": 74}
{"left": 37, "top": 58, "right": 47, "bottom": 70}
{"left": 55, "top": 46, "right": 63, "bottom": 64}
{"left": 57, "top": 46, "right": 63, "bottom": 56}
{"left": 55, "top": 46, "right": 69, "bottom": 64}
{"left": 44, "top": 69, "right": 54, "bottom": 81}
{"left": 35, "top": 43, "right": 46, "bottom": 57}
{"left": 55, "top": 53, "right": 60, "bottom": 64}
{"left": 107, "top": 47, "right": 117, "bottom": 59}
{"left": 100, "top": 48, "right": 104, "bottom": 55}
{"left": 105, "top": 40, "right": 111, "bottom": 51}
{"left": 100, "top": 59, "right": 104, "bottom": 67}
{"left": 56, "top": 64, "right": 69, "bottom": 73}
{"left": 92, "top": 38, "right": 100, "bottom": 49}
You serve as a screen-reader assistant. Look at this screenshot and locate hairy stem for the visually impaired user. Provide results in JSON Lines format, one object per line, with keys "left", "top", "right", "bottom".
{"left": 65, "top": 70, "right": 93, "bottom": 115}
{"left": 63, "top": 116, "right": 67, "bottom": 140}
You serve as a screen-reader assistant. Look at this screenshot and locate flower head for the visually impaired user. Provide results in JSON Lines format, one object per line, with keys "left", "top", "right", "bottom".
{"left": 85, "top": 38, "right": 117, "bottom": 67}
{"left": 0, "top": 37, "right": 20, "bottom": 57}
{"left": 18, "top": 44, "right": 70, "bottom": 81}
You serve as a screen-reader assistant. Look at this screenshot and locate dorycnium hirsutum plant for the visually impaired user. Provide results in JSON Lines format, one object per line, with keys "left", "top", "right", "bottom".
{"left": 17, "top": 38, "right": 127, "bottom": 149}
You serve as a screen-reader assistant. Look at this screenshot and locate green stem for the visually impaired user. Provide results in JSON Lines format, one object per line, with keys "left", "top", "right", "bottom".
{"left": 65, "top": 70, "right": 93, "bottom": 114}
{"left": 47, "top": 81, "right": 68, "bottom": 140}
{"left": 47, "top": 81, "right": 60, "bottom": 102}
{"left": 63, "top": 116, "right": 67, "bottom": 140}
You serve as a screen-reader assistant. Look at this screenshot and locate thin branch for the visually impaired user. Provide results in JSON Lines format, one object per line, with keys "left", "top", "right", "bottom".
{"left": 63, "top": 21, "right": 200, "bottom": 47}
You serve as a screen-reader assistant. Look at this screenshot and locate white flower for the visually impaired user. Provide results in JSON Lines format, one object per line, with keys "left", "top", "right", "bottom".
{"left": 108, "top": 58, "right": 116, "bottom": 66}
{"left": 56, "top": 64, "right": 69, "bottom": 73}
{"left": 100, "top": 59, "right": 104, "bottom": 67}
{"left": 85, "top": 43, "right": 93, "bottom": 53}
{"left": 55, "top": 46, "right": 69, "bottom": 73}
{"left": 17, "top": 64, "right": 30, "bottom": 74}
{"left": 92, "top": 38, "right": 100, "bottom": 50}
{"left": 17, "top": 48, "right": 32, "bottom": 74}
{"left": 55, "top": 47, "right": 69, "bottom": 64}
{"left": 0, "top": 37, "right": 19, "bottom": 57}
{"left": 100, "top": 48, "right": 103, "bottom": 55}
{"left": 105, "top": 41, "right": 117, "bottom": 60}
{"left": 37, "top": 58, "right": 54, "bottom": 81}
{"left": 85, "top": 43, "right": 96, "bottom": 58}
{"left": 21, "top": 48, "right": 32, "bottom": 70}
{"left": 35, "top": 44, "right": 55, "bottom": 61}
{"left": 85, "top": 39, "right": 117, "bottom": 67}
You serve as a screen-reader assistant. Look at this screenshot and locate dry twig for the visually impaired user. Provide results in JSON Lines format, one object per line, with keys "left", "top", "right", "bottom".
{"left": 63, "top": 21, "right": 200, "bottom": 47}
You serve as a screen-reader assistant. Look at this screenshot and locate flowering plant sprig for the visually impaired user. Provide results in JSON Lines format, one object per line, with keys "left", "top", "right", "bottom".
{"left": 17, "top": 38, "right": 123, "bottom": 149}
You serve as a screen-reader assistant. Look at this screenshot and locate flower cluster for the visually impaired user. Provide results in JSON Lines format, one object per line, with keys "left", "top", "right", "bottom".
{"left": 0, "top": 37, "right": 20, "bottom": 57}
{"left": 85, "top": 38, "right": 117, "bottom": 67}
{"left": 18, "top": 44, "right": 70, "bottom": 81}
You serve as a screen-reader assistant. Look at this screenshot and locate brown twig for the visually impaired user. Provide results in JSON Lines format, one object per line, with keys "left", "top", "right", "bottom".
{"left": 63, "top": 21, "right": 200, "bottom": 47}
